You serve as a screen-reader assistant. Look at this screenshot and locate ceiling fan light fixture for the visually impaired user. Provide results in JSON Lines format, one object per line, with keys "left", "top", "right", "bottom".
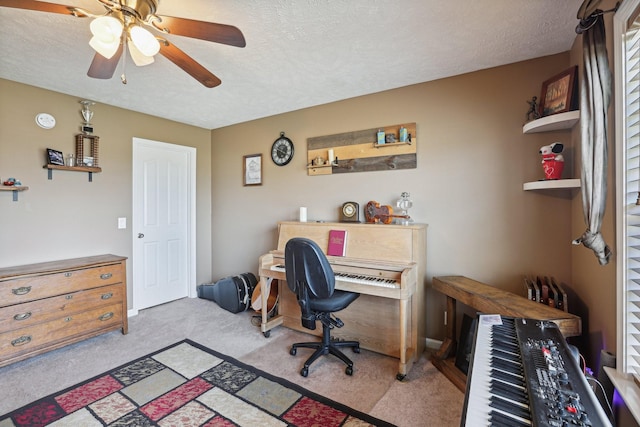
{"left": 128, "top": 40, "right": 155, "bottom": 66}
{"left": 130, "top": 25, "right": 160, "bottom": 57}
{"left": 89, "top": 35, "right": 121, "bottom": 59}
{"left": 90, "top": 16, "right": 123, "bottom": 42}
{"left": 89, "top": 16, "right": 123, "bottom": 59}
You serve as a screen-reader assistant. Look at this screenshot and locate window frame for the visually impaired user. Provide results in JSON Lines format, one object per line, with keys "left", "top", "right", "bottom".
{"left": 614, "top": 0, "right": 640, "bottom": 377}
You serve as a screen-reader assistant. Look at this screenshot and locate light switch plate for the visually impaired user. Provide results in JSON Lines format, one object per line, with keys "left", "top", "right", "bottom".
{"left": 118, "top": 217, "right": 126, "bottom": 229}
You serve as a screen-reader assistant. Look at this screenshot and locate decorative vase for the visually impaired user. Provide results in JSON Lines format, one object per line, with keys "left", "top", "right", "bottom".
{"left": 542, "top": 160, "right": 564, "bottom": 180}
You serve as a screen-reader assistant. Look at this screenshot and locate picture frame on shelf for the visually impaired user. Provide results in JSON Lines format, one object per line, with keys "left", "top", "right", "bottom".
{"left": 243, "top": 153, "right": 262, "bottom": 186}
{"left": 46, "top": 148, "right": 64, "bottom": 166}
{"left": 539, "top": 66, "right": 578, "bottom": 117}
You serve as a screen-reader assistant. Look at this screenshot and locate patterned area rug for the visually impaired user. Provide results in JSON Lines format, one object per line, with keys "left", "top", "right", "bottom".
{"left": 0, "top": 339, "right": 394, "bottom": 427}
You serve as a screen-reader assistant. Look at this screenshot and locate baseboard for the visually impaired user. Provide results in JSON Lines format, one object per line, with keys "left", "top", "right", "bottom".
{"left": 128, "top": 308, "right": 139, "bottom": 318}
{"left": 426, "top": 338, "right": 442, "bottom": 350}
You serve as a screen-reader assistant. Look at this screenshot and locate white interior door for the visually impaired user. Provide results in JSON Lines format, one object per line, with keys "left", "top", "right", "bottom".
{"left": 132, "top": 138, "right": 196, "bottom": 310}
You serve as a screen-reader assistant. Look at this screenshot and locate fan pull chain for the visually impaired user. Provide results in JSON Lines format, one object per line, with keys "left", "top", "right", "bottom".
{"left": 120, "top": 35, "right": 127, "bottom": 84}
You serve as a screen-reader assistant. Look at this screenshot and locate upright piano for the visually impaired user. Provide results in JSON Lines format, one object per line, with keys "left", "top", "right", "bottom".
{"left": 258, "top": 221, "right": 427, "bottom": 379}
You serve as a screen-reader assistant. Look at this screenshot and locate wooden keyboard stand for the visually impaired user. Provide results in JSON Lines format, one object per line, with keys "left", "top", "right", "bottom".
{"left": 431, "top": 275, "right": 582, "bottom": 392}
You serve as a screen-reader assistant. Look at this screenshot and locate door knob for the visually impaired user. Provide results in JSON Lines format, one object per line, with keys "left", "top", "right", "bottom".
{"left": 138, "top": 233, "right": 144, "bottom": 238}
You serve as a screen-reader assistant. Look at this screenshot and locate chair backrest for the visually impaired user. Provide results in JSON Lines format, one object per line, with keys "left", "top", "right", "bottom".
{"left": 285, "top": 238, "right": 335, "bottom": 329}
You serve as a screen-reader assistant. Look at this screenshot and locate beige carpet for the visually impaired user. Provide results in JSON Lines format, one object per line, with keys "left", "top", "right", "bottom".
{"left": 0, "top": 297, "right": 464, "bottom": 426}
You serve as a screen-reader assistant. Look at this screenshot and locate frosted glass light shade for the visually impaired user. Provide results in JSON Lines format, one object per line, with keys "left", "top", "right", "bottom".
{"left": 89, "top": 16, "right": 123, "bottom": 59}
{"left": 130, "top": 25, "right": 160, "bottom": 57}
{"left": 128, "top": 40, "right": 154, "bottom": 66}
{"left": 89, "top": 36, "right": 121, "bottom": 59}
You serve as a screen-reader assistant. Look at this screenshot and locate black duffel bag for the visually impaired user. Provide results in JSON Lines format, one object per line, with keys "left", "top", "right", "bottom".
{"left": 197, "top": 272, "right": 257, "bottom": 313}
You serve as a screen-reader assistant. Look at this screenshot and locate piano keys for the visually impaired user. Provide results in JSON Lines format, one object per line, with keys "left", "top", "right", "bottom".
{"left": 269, "top": 263, "right": 400, "bottom": 288}
{"left": 258, "top": 221, "right": 427, "bottom": 379}
{"left": 461, "top": 314, "right": 612, "bottom": 427}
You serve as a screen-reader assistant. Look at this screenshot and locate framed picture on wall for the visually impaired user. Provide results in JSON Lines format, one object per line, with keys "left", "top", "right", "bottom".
{"left": 243, "top": 153, "right": 262, "bottom": 186}
{"left": 46, "top": 148, "right": 64, "bottom": 166}
{"left": 539, "top": 66, "right": 578, "bottom": 117}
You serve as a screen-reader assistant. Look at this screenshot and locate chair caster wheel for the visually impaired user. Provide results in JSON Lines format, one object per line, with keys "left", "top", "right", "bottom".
{"left": 346, "top": 366, "right": 353, "bottom": 376}
{"left": 300, "top": 367, "right": 309, "bottom": 377}
{"left": 353, "top": 346, "right": 360, "bottom": 353}
{"left": 263, "top": 331, "right": 270, "bottom": 338}
{"left": 290, "top": 347, "right": 297, "bottom": 356}
{"left": 396, "top": 373, "right": 406, "bottom": 381}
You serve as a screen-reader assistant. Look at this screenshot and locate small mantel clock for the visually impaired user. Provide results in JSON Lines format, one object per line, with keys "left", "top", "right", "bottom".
{"left": 340, "top": 201, "right": 360, "bottom": 223}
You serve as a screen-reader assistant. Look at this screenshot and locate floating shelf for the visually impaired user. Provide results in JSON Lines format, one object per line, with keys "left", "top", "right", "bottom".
{"left": 523, "top": 110, "right": 580, "bottom": 134}
{"left": 0, "top": 186, "right": 28, "bottom": 202}
{"left": 44, "top": 164, "right": 102, "bottom": 182}
{"left": 307, "top": 122, "right": 417, "bottom": 176}
{"left": 523, "top": 179, "right": 581, "bottom": 191}
{"left": 374, "top": 141, "right": 413, "bottom": 148}
{"left": 307, "top": 163, "right": 334, "bottom": 176}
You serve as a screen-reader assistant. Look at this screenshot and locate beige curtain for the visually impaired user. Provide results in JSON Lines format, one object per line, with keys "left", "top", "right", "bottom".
{"left": 572, "top": 0, "right": 613, "bottom": 265}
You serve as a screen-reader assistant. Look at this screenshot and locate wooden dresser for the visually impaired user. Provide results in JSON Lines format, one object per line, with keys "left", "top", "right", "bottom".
{"left": 0, "top": 254, "right": 128, "bottom": 367}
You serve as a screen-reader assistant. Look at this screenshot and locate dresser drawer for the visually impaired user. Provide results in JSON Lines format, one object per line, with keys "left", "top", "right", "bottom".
{"left": 0, "top": 302, "right": 124, "bottom": 360}
{"left": 0, "top": 263, "right": 124, "bottom": 307}
{"left": 0, "top": 284, "right": 123, "bottom": 334}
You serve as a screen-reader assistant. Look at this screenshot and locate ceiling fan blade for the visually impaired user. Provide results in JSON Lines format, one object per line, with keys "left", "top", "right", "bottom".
{"left": 155, "top": 16, "right": 246, "bottom": 48}
{"left": 159, "top": 41, "right": 221, "bottom": 88}
{"left": 87, "top": 45, "right": 123, "bottom": 79}
{"left": 0, "top": 0, "right": 83, "bottom": 16}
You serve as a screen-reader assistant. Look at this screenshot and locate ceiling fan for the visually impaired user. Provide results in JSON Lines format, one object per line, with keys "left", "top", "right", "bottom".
{"left": 0, "top": 0, "right": 246, "bottom": 87}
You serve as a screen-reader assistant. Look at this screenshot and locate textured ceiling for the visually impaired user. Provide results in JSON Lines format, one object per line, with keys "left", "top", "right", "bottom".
{"left": 0, "top": 0, "right": 583, "bottom": 129}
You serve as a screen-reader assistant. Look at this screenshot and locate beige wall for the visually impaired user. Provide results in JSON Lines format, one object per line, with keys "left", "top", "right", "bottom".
{"left": 1, "top": 43, "right": 617, "bottom": 365}
{"left": 0, "top": 79, "right": 213, "bottom": 307}
{"left": 210, "top": 53, "right": 594, "bottom": 347}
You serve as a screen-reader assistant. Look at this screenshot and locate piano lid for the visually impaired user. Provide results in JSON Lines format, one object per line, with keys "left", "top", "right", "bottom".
{"left": 276, "top": 221, "right": 427, "bottom": 264}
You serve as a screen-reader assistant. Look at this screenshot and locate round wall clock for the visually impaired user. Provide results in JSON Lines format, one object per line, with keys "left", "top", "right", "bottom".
{"left": 35, "top": 113, "right": 56, "bottom": 129}
{"left": 271, "top": 132, "right": 294, "bottom": 166}
{"left": 340, "top": 201, "right": 360, "bottom": 223}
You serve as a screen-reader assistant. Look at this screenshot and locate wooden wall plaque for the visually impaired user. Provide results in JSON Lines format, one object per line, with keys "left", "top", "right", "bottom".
{"left": 307, "top": 123, "right": 417, "bottom": 176}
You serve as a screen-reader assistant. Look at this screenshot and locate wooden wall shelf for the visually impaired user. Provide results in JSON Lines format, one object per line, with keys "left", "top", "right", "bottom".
{"left": 523, "top": 110, "right": 580, "bottom": 133}
{"left": 307, "top": 123, "right": 417, "bottom": 176}
{"left": 0, "top": 186, "right": 28, "bottom": 202}
{"left": 523, "top": 179, "right": 581, "bottom": 191}
{"left": 374, "top": 141, "right": 413, "bottom": 148}
{"left": 522, "top": 111, "right": 580, "bottom": 192}
{"left": 44, "top": 164, "right": 102, "bottom": 182}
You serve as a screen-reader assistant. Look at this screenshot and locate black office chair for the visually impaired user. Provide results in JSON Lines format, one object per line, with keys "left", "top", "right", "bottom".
{"left": 284, "top": 237, "right": 360, "bottom": 377}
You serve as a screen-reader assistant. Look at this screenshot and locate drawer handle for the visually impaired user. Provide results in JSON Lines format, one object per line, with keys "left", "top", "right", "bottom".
{"left": 65, "top": 295, "right": 73, "bottom": 300}
{"left": 64, "top": 272, "right": 72, "bottom": 277}
{"left": 64, "top": 316, "right": 72, "bottom": 322}
{"left": 12, "top": 286, "right": 31, "bottom": 296}
{"left": 11, "top": 335, "right": 31, "bottom": 347}
{"left": 99, "top": 312, "right": 114, "bottom": 321}
{"left": 101, "top": 292, "right": 113, "bottom": 300}
{"left": 14, "top": 312, "right": 32, "bottom": 321}
{"left": 100, "top": 273, "right": 112, "bottom": 280}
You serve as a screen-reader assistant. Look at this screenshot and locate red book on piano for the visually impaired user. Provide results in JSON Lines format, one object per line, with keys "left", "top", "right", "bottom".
{"left": 327, "top": 229, "right": 347, "bottom": 256}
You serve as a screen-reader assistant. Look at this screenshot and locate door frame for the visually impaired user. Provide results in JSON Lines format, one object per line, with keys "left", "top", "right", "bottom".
{"left": 132, "top": 137, "right": 197, "bottom": 311}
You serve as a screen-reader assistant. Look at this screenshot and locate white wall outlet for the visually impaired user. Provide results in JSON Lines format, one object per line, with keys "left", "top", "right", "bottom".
{"left": 118, "top": 217, "right": 126, "bottom": 229}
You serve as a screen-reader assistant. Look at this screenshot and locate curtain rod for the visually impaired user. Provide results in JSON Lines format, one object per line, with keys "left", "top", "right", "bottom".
{"left": 576, "top": 1, "right": 620, "bottom": 34}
